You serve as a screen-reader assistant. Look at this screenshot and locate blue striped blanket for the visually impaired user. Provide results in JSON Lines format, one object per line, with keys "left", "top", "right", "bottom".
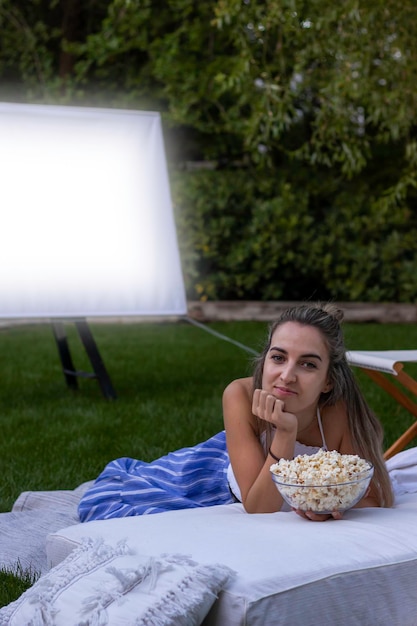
{"left": 78, "top": 431, "right": 234, "bottom": 521}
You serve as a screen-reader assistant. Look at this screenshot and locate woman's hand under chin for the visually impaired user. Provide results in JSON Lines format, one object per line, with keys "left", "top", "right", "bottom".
{"left": 252, "top": 389, "right": 297, "bottom": 433}
{"left": 293, "top": 508, "right": 343, "bottom": 521}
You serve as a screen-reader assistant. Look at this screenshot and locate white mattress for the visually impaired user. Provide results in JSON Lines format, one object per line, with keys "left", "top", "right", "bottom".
{"left": 46, "top": 493, "right": 417, "bottom": 626}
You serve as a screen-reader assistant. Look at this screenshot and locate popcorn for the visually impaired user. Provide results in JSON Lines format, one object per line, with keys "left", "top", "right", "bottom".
{"left": 270, "top": 449, "right": 373, "bottom": 513}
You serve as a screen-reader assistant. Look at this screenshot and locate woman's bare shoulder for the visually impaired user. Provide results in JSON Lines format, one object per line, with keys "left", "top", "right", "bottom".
{"left": 223, "top": 376, "right": 253, "bottom": 400}
{"left": 223, "top": 377, "right": 258, "bottom": 435}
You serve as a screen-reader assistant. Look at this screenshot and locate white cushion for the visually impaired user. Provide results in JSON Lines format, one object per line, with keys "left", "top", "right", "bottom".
{"left": 0, "top": 538, "right": 233, "bottom": 625}
{"left": 45, "top": 495, "right": 417, "bottom": 625}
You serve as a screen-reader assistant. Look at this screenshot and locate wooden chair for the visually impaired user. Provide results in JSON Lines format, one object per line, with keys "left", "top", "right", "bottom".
{"left": 346, "top": 350, "right": 417, "bottom": 460}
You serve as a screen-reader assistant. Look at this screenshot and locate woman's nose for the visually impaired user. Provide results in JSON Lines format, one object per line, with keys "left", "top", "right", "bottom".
{"left": 280, "top": 363, "right": 296, "bottom": 383}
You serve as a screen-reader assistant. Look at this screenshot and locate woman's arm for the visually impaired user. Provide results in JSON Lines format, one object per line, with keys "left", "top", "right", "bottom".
{"left": 223, "top": 378, "right": 296, "bottom": 513}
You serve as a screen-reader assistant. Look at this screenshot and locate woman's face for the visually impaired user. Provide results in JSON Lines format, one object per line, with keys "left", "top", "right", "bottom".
{"left": 262, "top": 321, "right": 332, "bottom": 417}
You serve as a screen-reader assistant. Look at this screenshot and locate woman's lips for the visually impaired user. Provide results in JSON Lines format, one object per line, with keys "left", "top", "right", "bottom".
{"left": 274, "top": 386, "right": 297, "bottom": 397}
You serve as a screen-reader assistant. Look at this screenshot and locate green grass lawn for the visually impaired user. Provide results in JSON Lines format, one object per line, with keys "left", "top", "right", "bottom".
{"left": 1, "top": 318, "right": 417, "bottom": 606}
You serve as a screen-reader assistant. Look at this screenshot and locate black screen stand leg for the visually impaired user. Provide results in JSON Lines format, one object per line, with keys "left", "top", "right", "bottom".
{"left": 51, "top": 319, "right": 117, "bottom": 400}
{"left": 75, "top": 320, "right": 117, "bottom": 400}
{"left": 52, "top": 321, "right": 79, "bottom": 390}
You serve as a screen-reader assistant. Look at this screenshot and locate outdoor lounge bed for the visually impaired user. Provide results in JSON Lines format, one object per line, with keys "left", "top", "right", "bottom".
{"left": 1, "top": 447, "right": 417, "bottom": 625}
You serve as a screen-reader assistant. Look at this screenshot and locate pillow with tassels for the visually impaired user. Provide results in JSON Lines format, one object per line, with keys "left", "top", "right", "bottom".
{"left": 0, "top": 537, "right": 234, "bottom": 626}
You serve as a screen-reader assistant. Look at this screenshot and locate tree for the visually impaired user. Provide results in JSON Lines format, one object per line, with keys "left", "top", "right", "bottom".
{"left": 0, "top": 0, "right": 416, "bottom": 301}
{"left": 62, "top": 1, "right": 417, "bottom": 212}
{"left": 211, "top": 1, "right": 417, "bottom": 185}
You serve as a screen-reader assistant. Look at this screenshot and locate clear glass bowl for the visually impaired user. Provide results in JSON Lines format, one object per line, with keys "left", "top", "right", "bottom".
{"left": 270, "top": 464, "right": 374, "bottom": 514}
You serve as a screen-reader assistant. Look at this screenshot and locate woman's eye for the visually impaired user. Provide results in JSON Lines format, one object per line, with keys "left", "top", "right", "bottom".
{"left": 301, "top": 361, "right": 317, "bottom": 369}
{"left": 271, "top": 354, "right": 284, "bottom": 363}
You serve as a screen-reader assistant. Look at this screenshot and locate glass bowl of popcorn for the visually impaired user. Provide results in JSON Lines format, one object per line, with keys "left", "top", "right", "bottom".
{"left": 270, "top": 449, "right": 374, "bottom": 514}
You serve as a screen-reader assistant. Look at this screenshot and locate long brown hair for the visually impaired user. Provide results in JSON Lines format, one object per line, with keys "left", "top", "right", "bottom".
{"left": 252, "top": 303, "right": 393, "bottom": 507}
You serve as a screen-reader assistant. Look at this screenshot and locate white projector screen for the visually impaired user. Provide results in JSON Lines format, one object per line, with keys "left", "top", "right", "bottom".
{"left": 0, "top": 103, "right": 187, "bottom": 318}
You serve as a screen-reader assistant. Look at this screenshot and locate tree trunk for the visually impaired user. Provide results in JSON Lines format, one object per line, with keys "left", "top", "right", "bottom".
{"left": 59, "top": 0, "right": 82, "bottom": 78}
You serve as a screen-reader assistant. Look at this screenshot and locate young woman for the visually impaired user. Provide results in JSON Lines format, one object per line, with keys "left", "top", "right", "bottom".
{"left": 224, "top": 303, "right": 393, "bottom": 521}
{"left": 78, "top": 303, "right": 393, "bottom": 523}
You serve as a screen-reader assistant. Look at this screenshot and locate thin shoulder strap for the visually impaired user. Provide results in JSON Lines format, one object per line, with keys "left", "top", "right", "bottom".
{"left": 317, "top": 407, "right": 329, "bottom": 451}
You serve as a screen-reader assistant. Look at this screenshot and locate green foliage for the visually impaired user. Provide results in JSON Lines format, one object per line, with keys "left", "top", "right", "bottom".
{"left": 0, "top": 1, "right": 57, "bottom": 87}
{"left": 1, "top": 1, "right": 417, "bottom": 301}
{"left": 172, "top": 166, "right": 417, "bottom": 301}
{"left": 213, "top": 0, "right": 417, "bottom": 174}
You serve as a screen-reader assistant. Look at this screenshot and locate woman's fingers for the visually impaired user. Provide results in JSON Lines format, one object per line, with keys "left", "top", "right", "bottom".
{"left": 294, "top": 509, "right": 342, "bottom": 522}
{"left": 252, "top": 389, "right": 284, "bottom": 422}
{"left": 266, "top": 393, "right": 278, "bottom": 416}
{"left": 251, "top": 388, "right": 261, "bottom": 415}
